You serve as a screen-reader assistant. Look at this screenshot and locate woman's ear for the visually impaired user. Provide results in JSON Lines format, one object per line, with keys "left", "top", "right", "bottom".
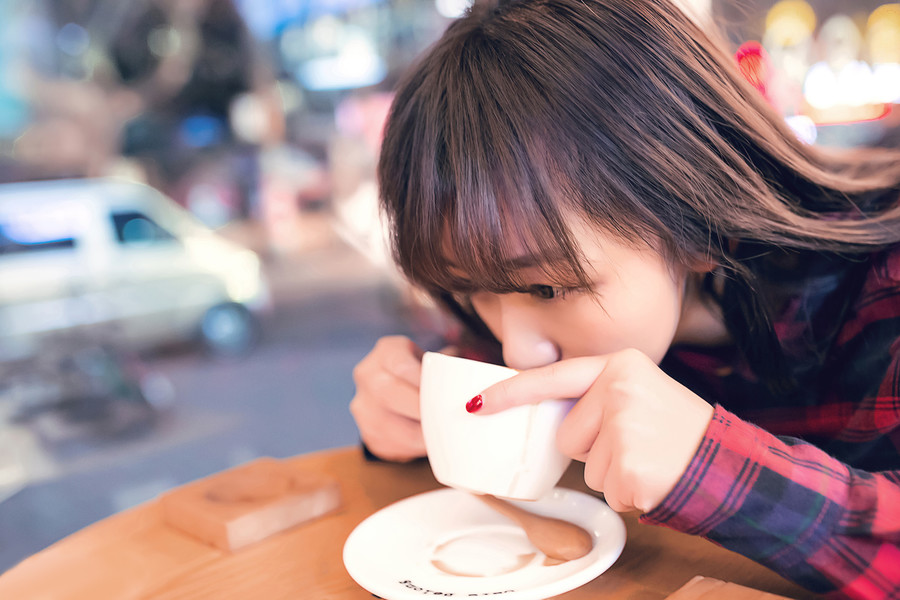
{"left": 687, "top": 255, "right": 718, "bottom": 274}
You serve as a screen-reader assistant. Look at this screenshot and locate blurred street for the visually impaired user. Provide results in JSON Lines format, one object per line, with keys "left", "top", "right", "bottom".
{"left": 0, "top": 213, "right": 427, "bottom": 572}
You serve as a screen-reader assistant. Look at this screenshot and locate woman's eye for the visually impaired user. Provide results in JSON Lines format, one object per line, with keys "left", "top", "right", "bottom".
{"left": 529, "top": 285, "right": 567, "bottom": 300}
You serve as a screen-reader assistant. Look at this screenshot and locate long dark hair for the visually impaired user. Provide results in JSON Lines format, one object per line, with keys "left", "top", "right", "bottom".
{"left": 377, "top": 0, "right": 900, "bottom": 387}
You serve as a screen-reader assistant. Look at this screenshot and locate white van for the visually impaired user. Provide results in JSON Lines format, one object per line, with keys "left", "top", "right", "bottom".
{"left": 0, "top": 178, "right": 269, "bottom": 360}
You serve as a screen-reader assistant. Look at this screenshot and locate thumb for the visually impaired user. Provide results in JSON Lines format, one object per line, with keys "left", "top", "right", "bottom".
{"left": 472, "top": 356, "right": 610, "bottom": 415}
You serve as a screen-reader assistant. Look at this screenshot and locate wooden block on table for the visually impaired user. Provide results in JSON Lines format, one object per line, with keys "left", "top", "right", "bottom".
{"left": 664, "top": 576, "right": 795, "bottom": 600}
{"left": 160, "top": 457, "right": 341, "bottom": 552}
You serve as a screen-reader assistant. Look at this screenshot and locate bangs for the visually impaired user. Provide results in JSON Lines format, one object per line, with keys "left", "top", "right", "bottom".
{"left": 402, "top": 134, "right": 591, "bottom": 296}
{"left": 428, "top": 183, "right": 590, "bottom": 297}
{"left": 378, "top": 1, "right": 671, "bottom": 300}
{"left": 387, "top": 51, "right": 590, "bottom": 296}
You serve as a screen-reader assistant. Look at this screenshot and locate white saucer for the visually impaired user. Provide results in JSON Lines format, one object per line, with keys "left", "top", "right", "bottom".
{"left": 343, "top": 487, "right": 626, "bottom": 600}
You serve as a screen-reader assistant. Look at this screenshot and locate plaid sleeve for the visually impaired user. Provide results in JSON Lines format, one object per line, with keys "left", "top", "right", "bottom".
{"left": 641, "top": 404, "right": 900, "bottom": 599}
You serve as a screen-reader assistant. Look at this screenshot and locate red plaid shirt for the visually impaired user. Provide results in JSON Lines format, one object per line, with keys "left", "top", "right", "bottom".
{"left": 645, "top": 246, "right": 900, "bottom": 599}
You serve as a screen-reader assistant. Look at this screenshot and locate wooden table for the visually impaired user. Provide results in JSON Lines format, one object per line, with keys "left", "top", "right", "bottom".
{"left": 0, "top": 446, "right": 821, "bottom": 599}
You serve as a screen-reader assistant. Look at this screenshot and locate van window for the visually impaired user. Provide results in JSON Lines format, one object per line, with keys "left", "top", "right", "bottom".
{"left": 0, "top": 231, "right": 76, "bottom": 254}
{"left": 0, "top": 219, "right": 76, "bottom": 255}
{"left": 112, "top": 211, "right": 176, "bottom": 244}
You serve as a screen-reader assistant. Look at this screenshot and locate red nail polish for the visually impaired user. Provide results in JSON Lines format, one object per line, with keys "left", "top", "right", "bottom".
{"left": 466, "top": 394, "right": 483, "bottom": 413}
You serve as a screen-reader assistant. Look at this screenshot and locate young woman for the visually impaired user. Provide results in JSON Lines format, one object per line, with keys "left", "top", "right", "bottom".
{"left": 349, "top": 0, "right": 900, "bottom": 597}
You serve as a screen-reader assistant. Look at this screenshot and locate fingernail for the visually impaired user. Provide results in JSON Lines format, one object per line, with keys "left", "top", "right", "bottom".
{"left": 466, "top": 394, "right": 483, "bottom": 413}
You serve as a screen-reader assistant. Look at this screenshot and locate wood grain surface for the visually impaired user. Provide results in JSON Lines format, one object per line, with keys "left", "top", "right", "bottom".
{"left": 0, "top": 447, "right": 822, "bottom": 600}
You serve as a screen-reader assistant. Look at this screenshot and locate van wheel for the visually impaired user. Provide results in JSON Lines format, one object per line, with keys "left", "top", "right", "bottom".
{"left": 200, "top": 303, "right": 258, "bottom": 356}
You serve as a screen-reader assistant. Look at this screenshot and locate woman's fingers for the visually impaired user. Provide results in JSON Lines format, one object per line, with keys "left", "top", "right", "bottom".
{"left": 357, "top": 367, "right": 421, "bottom": 421}
{"left": 476, "top": 356, "right": 610, "bottom": 414}
{"left": 351, "top": 399, "right": 426, "bottom": 462}
{"left": 353, "top": 335, "right": 424, "bottom": 421}
{"left": 556, "top": 388, "right": 604, "bottom": 461}
{"left": 375, "top": 335, "right": 425, "bottom": 387}
{"left": 583, "top": 432, "right": 613, "bottom": 495}
{"left": 349, "top": 335, "right": 427, "bottom": 461}
{"left": 474, "top": 349, "right": 713, "bottom": 512}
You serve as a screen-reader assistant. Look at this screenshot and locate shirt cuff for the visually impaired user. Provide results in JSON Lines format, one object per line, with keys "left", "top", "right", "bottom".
{"left": 640, "top": 404, "right": 767, "bottom": 535}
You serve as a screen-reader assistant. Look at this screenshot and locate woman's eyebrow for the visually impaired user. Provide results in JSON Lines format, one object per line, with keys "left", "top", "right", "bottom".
{"left": 505, "top": 254, "right": 543, "bottom": 269}
{"left": 442, "top": 256, "right": 538, "bottom": 275}
{"left": 442, "top": 263, "right": 472, "bottom": 279}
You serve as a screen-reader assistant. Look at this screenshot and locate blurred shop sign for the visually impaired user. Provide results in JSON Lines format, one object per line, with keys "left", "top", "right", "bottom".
{"left": 732, "top": 1, "right": 900, "bottom": 147}
{"left": 236, "top": 0, "right": 386, "bottom": 40}
{"left": 0, "top": 0, "right": 31, "bottom": 138}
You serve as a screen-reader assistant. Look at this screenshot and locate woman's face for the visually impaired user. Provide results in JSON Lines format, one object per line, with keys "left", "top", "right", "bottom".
{"left": 459, "top": 225, "right": 693, "bottom": 370}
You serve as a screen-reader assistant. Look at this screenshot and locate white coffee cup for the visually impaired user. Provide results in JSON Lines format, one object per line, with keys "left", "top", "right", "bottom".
{"left": 420, "top": 352, "right": 574, "bottom": 501}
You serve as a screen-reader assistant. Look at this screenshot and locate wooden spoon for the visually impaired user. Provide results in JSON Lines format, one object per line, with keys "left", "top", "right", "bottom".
{"left": 477, "top": 494, "right": 594, "bottom": 562}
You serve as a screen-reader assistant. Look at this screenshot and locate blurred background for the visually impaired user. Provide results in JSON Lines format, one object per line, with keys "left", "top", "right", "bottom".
{"left": 0, "top": 0, "right": 897, "bottom": 573}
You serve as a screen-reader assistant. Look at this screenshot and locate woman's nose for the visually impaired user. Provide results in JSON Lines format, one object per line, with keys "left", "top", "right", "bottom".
{"left": 498, "top": 302, "right": 560, "bottom": 370}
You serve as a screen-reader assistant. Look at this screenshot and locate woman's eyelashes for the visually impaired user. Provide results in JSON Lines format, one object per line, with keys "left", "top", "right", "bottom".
{"left": 450, "top": 284, "right": 584, "bottom": 303}
{"left": 523, "top": 285, "right": 576, "bottom": 300}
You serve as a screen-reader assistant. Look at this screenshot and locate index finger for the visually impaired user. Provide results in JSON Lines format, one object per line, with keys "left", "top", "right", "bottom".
{"left": 376, "top": 336, "right": 425, "bottom": 387}
{"left": 475, "top": 356, "right": 609, "bottom": 415}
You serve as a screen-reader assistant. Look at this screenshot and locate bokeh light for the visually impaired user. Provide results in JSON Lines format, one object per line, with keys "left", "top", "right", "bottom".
{"left": 867, "top": 4, "right": 900, "bottom": 63}
{"left": 765, "top": 0, "right": 817, "bottom": 47}
{"left": 736, "top": 41, "right": 770, "bottom": 97}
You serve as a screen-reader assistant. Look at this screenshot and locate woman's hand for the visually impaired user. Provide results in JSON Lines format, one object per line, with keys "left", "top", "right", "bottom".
{"left": 350, "top": 335, "right": 429, "bottom": 462}
{"left": 475, "top": 348, "right": 714, "bottom": 513}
